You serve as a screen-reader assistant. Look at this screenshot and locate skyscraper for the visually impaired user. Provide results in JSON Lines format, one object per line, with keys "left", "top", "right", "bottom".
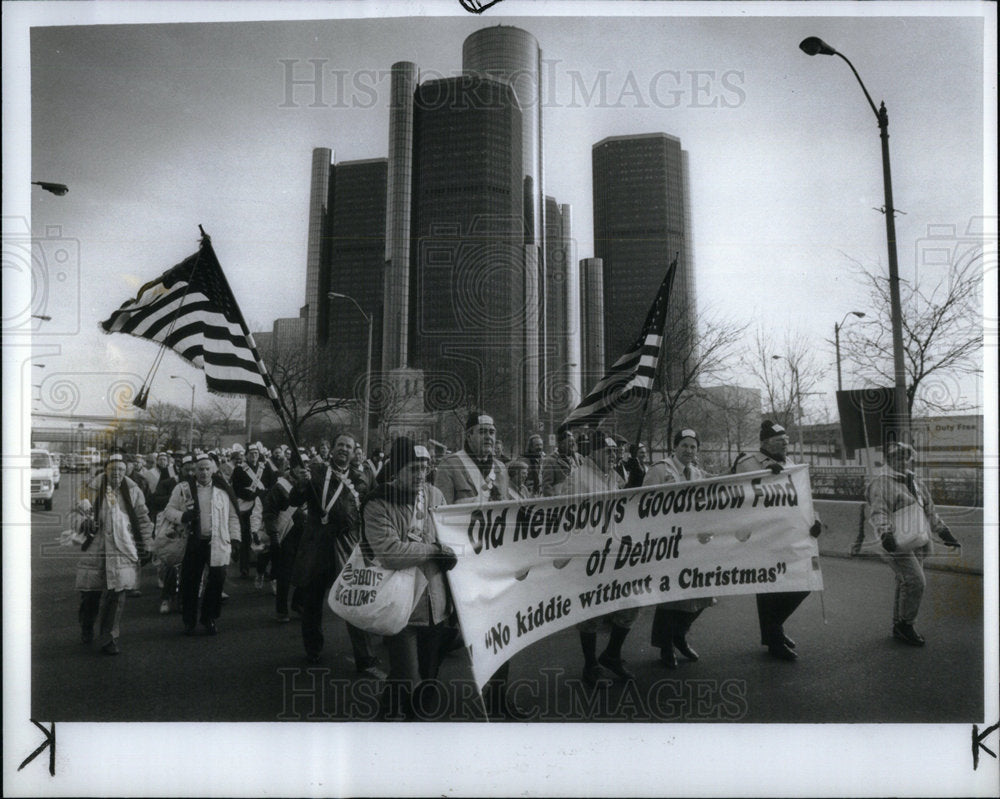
{"left": 408, "top": 74, "right": 527, "bottom": 434}
{"left": 302, "top": 151, "right": 387, "bottom": 401}
{"left": 592, "top": 133, "right": 695, "bottom": 389}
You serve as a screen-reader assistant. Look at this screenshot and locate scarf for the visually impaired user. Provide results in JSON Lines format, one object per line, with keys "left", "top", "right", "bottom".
{"left": 90, "top": 475, "right": 144, "bottom": 558}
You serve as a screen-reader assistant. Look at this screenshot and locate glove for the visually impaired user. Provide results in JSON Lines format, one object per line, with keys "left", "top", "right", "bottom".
{"left": 809, "top": 520, "right": 822, "bottom": 538}
{"left": 181, "top": 509, "right": 197, "bottom": 524}
{"left": 938, "top": 527, "right": 960, "bottom": 548}
{"left": 767, "top": 462, "right": 783, "bottom": 475}
{"left": 434, "top": 543, "right": 458, "bottom": 572}
{"left": 79, "top": 518, "right": 97, "bottom": 537}
{"left": 881, "top": 531, "right": 898, "bottom": 553}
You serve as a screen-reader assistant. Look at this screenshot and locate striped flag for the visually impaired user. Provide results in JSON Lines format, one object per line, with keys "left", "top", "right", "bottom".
{"left": 561, "top": 258, "right": 677, "bottom": 430}
{"left": 100, "top": 238, "right": 278, "bottom": 401}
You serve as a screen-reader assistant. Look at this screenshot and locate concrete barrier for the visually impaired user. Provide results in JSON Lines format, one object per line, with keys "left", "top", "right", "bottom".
{"left": 814, "top": 499, "right": 984, "bottom": 575}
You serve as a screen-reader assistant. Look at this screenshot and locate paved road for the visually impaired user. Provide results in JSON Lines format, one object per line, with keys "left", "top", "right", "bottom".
{"left": 29, "top": 479, "right": 985, "bottom": 723}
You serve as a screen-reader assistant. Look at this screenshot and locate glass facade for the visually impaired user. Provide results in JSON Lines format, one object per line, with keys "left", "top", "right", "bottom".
{"left": 410, "top": 75, "right": 527, "bottom": 434}
{"left": 592, "top": 133, "right": 695, "bottom": 390}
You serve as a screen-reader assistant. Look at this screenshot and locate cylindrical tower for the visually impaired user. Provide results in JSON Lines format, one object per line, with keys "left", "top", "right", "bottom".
{"left": 305, "top": 147, "right": 333, "bottom": 352}
{"left": 561, "top": 203, "right": 581, "bottom": 407}
{"left": 579, "top": 257, "right": 605, "bottom": 391}
{"left": 383, "top": 61, "right": 418, "bottom": 371}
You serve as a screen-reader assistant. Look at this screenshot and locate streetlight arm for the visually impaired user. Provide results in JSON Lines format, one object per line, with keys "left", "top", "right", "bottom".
{"left": 833, "top": 52, "right": 880, "bottom": 120}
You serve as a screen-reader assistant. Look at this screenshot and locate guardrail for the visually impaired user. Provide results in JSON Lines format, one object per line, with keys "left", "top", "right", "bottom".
{"left": 809, "top": 466, "right": 983, "bottom": 507}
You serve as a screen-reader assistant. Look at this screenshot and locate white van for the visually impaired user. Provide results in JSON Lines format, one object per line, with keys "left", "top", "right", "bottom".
{"left": 31, "top": 449, "right": 57, "bottom": 511}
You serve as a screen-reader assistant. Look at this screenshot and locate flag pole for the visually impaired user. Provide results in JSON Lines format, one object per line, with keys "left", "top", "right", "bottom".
{"left": 197, "top": 227, "right": 306, "bottom": 469}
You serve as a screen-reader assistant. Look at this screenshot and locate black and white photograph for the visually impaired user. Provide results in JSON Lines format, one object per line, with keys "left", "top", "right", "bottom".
{"left": 3, "top": 0, "right": 997, "bottom": 795}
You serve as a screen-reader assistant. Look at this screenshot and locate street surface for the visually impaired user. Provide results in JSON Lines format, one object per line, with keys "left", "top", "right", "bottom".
{"left": 28, "top": 476, "right": 985, "bottom": 723}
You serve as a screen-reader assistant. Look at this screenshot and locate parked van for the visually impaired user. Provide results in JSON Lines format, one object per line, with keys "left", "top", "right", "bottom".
{"left": 30, "top": 449, "right": 57, "bottom": 511}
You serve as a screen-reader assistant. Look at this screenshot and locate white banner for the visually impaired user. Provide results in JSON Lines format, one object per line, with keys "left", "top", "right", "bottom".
{"left": 432, "top": 465, "right": 823, "bottom": 689}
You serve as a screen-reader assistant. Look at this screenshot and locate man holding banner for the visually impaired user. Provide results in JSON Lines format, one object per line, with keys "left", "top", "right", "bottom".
{"left": 560, "top": 432, "right": 634, "bottom": 688}
{"left": 733, "top": 421, "right": 823, "bottom": 661}
{"left": 645, "top": 428, "right": 716, "bottom": 669}
{"left": 434, "top": 411, "right": 528, "bottom": 720}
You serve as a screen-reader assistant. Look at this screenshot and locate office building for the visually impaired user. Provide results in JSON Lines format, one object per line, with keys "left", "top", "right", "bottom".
{"left": 592, "top": 133, "right": 696, "bottom": 389}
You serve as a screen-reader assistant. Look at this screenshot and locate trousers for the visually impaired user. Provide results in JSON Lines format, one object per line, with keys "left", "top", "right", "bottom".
{"left": 756, "top": 591, "right": 809, "bottom": 645}
{"left": 886, "top": 543, "right": 929, "bottom": 624}
{"left": 79, "top": 589, "right": 126, "bottom": 645}
{"left": 180, "top": 538, "right": 227, "bottom": 627}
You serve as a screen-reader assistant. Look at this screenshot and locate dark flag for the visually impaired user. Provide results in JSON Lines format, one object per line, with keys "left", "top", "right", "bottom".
{"left": 561, "top": 258, "right": 677, "bottom": 430}
{"left": 100, "top": 237, "right": 278, "bottom": 401}
{"left": 836, "top": 387, "right": 899, "bottom": 456}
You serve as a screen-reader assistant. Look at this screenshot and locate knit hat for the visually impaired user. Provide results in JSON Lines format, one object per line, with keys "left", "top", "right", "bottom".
{"left": 387, "top": 436, "right": 431, "bottom": 480}
{"left": 673, "top": 428, "right": 699, "bottom": 447}
{"left": 759, "top": 420, "right": 787, "bottom": 441}
{"left": 465, "top": 411, "right": 495, "bottom": 429}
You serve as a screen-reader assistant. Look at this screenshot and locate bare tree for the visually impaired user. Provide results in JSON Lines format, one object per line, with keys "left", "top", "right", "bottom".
{"left": 641, "top": 311, "right": 748, "bottom": 451}
{"left": 262, "top": 343, "right": 357, "bottom": 441}
{"left": 141, "top": 401, "right": 188, "bottom": 450}
{"left": 193, "top": 398, "right": 244, "bottom": 448}
{"left": 839, "top": 253, "right": 983, "bottom": 414}
{"left": 747, "top": 327, "right": 827, "bottom": 436}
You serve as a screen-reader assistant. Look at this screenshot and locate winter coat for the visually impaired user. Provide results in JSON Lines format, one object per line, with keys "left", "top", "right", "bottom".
{"left": 434, "top": 450, "right": 509, "bottom": 504}
{"left": 75, "top": 475, "right": 153, "bottom": 591}
{"left": 857, "top": 466, "right": 949, "bottom": 554}
{"left": 163, "top": 477, "right": 241, "bottom": 567}
{"left": 290, "top": 463, "right": 364, "bottom": 586}
{"left": 363, "top": 481, "right": 450, "bottom": 626}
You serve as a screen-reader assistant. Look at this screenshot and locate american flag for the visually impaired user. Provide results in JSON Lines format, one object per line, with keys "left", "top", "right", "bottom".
{"left": 561, "top": 257, "right": 677, "bottom": 430}
{"left": 100, "top": 238, "right": 278, "bottom": 400}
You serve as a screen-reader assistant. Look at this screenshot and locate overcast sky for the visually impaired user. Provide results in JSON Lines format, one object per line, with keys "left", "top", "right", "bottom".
{"left": 9, "top": 2, "right": 994, "bottom": 421}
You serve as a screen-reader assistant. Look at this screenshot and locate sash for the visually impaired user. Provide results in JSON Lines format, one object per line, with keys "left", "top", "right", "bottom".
{"left": 455, "top": 450, "right": 495, "bottom": 504}
{"left": 244, "top": 463, "right": 266, "bottom": 492}
{"left": 319, "top": 467, "right": 346, "bottom": 526}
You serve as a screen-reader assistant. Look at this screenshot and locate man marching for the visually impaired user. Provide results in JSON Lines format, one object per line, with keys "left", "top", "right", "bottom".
{"left": 732, "top": 420, "right": 822, "bottom": 661}
{"left": 434, "top": 411, "right": 528, "bottom": 720}
{"left": 289, "top": 432, "right": 382, "bottom": 674}
{"left": 232, "top": 443, "right": 274, "bottom": 579}
{"left": 164, "top": 453, "right": 241, "bottom": 635}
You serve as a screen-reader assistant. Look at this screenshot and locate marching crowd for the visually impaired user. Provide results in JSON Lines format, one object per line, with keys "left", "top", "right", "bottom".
{"left": 69, "top": 409, "right": 961, "bottom": 719}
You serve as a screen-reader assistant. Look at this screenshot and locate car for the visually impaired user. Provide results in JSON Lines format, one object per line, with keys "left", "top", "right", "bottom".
{"left": 30, "top": 449, "right": 57, "bottom": 511}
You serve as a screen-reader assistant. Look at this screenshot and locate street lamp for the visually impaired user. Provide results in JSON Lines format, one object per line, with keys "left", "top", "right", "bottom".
{"left": 170, "top": 375, "right": 196, "bottom": 453}
{"left": 31, "top": 181, "right": 69, "bottom": 196}
{"left": 772, "top": 355, "right": 805, "bottom": 461}
{"left": 834, "top": 311, "right": 866, "bottom": 393}
{"left": 328, "top": 291, "right": 373, "bottom": 456}
{"left": 799, "top": 36, "right": 909, "bottom": 442}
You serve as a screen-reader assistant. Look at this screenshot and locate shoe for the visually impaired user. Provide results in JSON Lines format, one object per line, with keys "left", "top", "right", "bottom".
{"left": 159, "top": 600, "right": 170, "bottom": 615}
{"left": 203, "top": 620, "right": 218, "bottom": 636}
{"left": 275, "top": 614, "right": 291, "bottom": 623}
{"left": 101, "top": 640, "right": 120, "bottom": 655}
{"left": 127, "top": 589, "right": 142, "bottom": 598}
{"left": 659, "top": 645, "right": 678, "bottom": 669}
{"left": 183, "top": 624, "right": 196, "bottom": 636}
{"left": 81, "top": 628, "right": 94, "bottom": 645}
{"left": 254, "top": 575, "right": 264, "bottom": 590}
{"left": 240, "top": 570, "right": 250, "bottom": 579}
{"left": 767, "top": 642, "right": 799, "bottom": 661}
{"left": 892, "top": 622, "right": 925, "bottom": 647}
{"left": 357, "top": 662, "right": 388, "bottom": 680}
{"left": 673, "top": 635, "right": 699, "bottom": 661}
{"left": 783, "top": 634, "right": 796, "bottom": 649}
{"left": 598, "top": 651, "right": 635, "bottom": 680}
{"left": 582, "top": 663, "right": 613, "bottom": 689}
{"left": 221, "top": 592, "right": 229, "bottom": 603}
{"left": 157, "top": 577, "right": 165, "bottom": 589}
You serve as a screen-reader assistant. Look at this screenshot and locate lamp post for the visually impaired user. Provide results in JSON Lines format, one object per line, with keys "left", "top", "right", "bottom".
{"left": 170, "top": 375, "right": 196, "bottom": 453}
{"left": 31, "top": 181, "right": 69, "bottom": 196}
{"left": 799, "top": 36, "right": 909, "bottom": 442}
{"left": 772, "top": 355, "right": 805, "bottom": 461}
{"left": 834, "top": 310, "right": 866, "bottom": 463}
{"left": 328, "top": 292, "right": 372, "bottom": 455}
